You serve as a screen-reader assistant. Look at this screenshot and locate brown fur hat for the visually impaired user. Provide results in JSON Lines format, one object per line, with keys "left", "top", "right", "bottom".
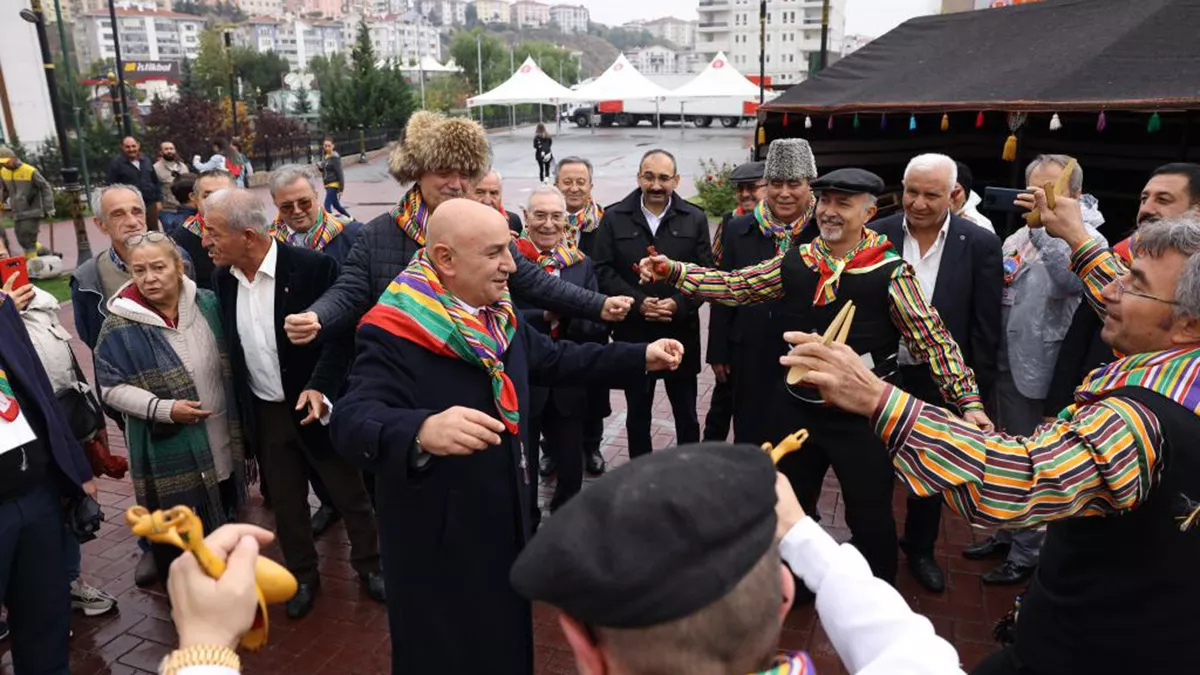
{"left": 388, "top": 111, "right": 490, "bottom": 184}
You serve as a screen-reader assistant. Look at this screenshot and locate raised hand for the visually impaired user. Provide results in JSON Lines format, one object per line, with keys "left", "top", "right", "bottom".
{"left": 646, "top": 339, "right": 685, "bottom": 371}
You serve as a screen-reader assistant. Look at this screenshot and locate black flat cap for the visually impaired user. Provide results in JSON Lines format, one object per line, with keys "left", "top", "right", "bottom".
{"left": 510, "top": 442, "right": 777, "bottom": 629}
{"left": 810, "top": 168, "right": 885, "bottom": 196}
{"left": 955, "top": 161, "right": 974, "bottom": 195}
{"left": 729, "top": 160, "right": 766, "bottom": 184}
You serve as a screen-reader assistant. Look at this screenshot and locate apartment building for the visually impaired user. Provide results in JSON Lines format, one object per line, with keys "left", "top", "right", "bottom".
{"left": 629, "top": 16, "right": 698, "bottom": 49}
{"left": 696, "top": 0, "right": 846, "bottom": 84}
{"left": 549, "top": 4, "right": 589, "bottom": 33}
{"left": 473, "top": 0, "right": 511, "bottom": 24}
{"left": 234, "top": 15, "right": 345, "bottom": 71}
{"left": 350, "top": 12, "right": 441, "bottom": 65}
{"left": 75, "top": 6, "right": 205, "bottom": 68}
{"left": 512, "top": 1, "right": 550, "bottom": 28}
{"left": 239, "top": 0, "right": 285, "bottom": 15}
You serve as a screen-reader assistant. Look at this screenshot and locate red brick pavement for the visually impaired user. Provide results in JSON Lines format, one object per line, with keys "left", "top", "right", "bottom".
{"left": 0, "top": 303, "right": 1019, "bottom": 674}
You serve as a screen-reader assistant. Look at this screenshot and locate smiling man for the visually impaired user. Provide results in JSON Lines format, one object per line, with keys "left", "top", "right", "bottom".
{"left": 471, "top": 169, "right": 523, "bottom": 234}
{"left": 330, "top": 197, "right": 683, "bottom": 675}
{"left": 783, "top": 194, "right": 1200, "bottom": 675}
{"left": 266, "top": 164, "right": 362, "bottom": 265}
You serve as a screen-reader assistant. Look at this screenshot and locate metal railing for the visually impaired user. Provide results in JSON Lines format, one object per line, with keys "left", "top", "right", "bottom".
{"left": 248, "top": 126, "right": 402, "bottom": 172}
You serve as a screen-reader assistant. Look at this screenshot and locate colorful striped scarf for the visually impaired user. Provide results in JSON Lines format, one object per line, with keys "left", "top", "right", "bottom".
{"left": 392, "top": 185, "right": 431, "bottom": 245}
{"left": 181, "top": 214, "right": 204, "bottom": 238}
{"left": 752, "top": 651, "right": 815, "bottom": 674}
{"left": 801, "top": 230, "right": 901, "bottom": 306}
{"left": 514, "top": 235, "right": 587, "bottom": 273}
{"left": 564, "top": 199, "right": 603, "bottom": 248}
{"left": 269, "top": 208, "right": 347, "bottom": 252}
{"left": 1072, "top": 347, "right": 1200, "bottom": 415}
{"left": 359, "top": 250, "right": 520, "bottom": 433}
{"left": 754, "top": 200, "right": 811, "bottom": 254}
{"left": 0, "top": 368, "right": 19, "bottom": 422}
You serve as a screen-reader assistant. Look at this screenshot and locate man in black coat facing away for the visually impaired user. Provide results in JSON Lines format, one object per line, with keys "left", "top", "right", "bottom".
{"left": 330, "top": 199, "right": 684, "bottom": 674}
{"left": 107, "top": 136, "right": 162, "bottom": 231}
{"left": 202, "top": 188, "right": 384, "bottom": 619}
{"left": 871, "top": 153, "right": 1003, "bottom": 593}
{"left": 593, "top": 149, "right": 713, "bottom": 458}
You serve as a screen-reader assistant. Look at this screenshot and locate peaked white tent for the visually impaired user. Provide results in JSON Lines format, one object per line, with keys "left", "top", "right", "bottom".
{"left": 666, "top": 52, "right": 765, "bottom": 101}
{"left": 571, "top": 54, "right": 670, "bottom": 102}
{"left": 467, "top": 56, "right": 578, "bottom": 107}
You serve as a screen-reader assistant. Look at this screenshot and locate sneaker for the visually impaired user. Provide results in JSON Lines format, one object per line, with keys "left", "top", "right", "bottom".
{"left": 70, "top": 579, "right": 117, "bottom": 616}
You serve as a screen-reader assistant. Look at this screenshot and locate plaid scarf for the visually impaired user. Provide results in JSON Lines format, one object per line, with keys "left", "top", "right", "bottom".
{"left": 564, "top": 199, "right": 603, "bottom": 248}
{"left": 754, "top": 200, "right": 812, "bottom": 253}
{"left": 360, "top": 250, "right": 520, "bottom": 433}
{"left": 800, "top": 230, "right": 901, "bottom": 307}
{"left": 753, "top": 651, "right": 815, "bottom": 674}
{"left": 392, "top": 185, "right": 431, "bottom": 245}
{"left": 0, "top": 368, "right": 18, "bottom": 422}
{"left": 269, "top": 208, "right": 347, "bottom": 252}
{"left": 514, "top": 236, "right": 587, "bottom": 273}
{"left": 181, "top": 214, "right": 204, "bottom": 238}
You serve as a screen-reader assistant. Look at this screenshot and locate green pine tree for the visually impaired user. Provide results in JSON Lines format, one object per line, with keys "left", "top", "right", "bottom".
{"left": 290, "top": 80, "right": 313, "bottom": 117}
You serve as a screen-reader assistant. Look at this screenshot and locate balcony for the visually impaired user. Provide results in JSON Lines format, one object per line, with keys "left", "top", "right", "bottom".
{"left": 698, "top": 0, "right": 730, "bottom": 7}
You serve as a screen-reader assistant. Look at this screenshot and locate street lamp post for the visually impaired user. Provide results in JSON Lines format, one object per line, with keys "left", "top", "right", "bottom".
{"left": 475, "top": 33, "right": 484, "bottom": 125}
{"left": 52, "top": 0, "right": 90, "bottom": 201}
{"left": 106, "top": 0, "right": 132, "bottom": 136}
{"left": 758, "top": 0, "right": 766, "bottom": 106}
{"left": 819, "top": 0, "right": 831, "bottom": 71}
{"left": 224, "top": 31, "right": 238, "bottom": 137}
{"left": 20, "top": 0, "right": 92, "bottom": 264}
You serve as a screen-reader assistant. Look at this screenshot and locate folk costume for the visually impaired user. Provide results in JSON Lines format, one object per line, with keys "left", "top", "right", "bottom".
{"left": 268, "top": 207, "right": 362, "bottom": 266}
{"left": 331, "top": 251, "right": 647, "bottom": 675}
{"left": 871, "top": 238, "right": 1200, "bottom": 674}
{"left": 663, "top": 168, "right": 980, "bottom": 585}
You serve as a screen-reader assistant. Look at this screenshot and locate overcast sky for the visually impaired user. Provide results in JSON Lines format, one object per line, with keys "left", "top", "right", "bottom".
{"left": 584, "top": 0, "right": 942, "bottom": 37}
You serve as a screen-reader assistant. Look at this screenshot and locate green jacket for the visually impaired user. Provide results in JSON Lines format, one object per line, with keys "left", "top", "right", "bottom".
{"left": 0, "top": 161, "right": 54, "bottom": 220}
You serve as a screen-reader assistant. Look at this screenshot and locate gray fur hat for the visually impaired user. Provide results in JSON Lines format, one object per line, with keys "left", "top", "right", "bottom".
{"left": 764, "top": 138, "right": 817, "bottom": 182}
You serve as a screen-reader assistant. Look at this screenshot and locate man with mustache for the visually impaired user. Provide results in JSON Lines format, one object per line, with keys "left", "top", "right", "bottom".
{"left": 283, "top": 112, "right": 633, "bottom": 348}
{"left": 329, "top": 198, "right": 683, "bottom": 674}
{"left": 153, "top": 141, "right": 190, "bottom": 224}
{"left": 706, "top": 141, "right": 817, "bottom": 447}
{"left": 593, "top": 149, "right": 713, "bottom": 460}
{"left": 107, "top": 136, "right": 162, "bottom": 232}
{"left": 471, "top": 169, "right": 524, "bottom": 234}
{"left": 639, "top": 168, "right": 989, "bottom": 586}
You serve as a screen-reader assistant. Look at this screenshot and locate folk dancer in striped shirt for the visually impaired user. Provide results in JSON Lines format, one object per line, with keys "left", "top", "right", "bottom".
{"left": 640, "top": 167, "right": 991, "bottom": 587}
{"left": 781, "top": 190, "right": 1200, "bottom": 675}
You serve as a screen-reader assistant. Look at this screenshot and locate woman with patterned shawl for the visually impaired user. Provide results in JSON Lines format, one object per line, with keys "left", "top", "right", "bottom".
{"left": 95, "top": 232, "right": 246, "bottom": 585}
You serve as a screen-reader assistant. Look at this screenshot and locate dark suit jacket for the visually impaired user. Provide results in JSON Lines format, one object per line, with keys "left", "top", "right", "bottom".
{"left": 592, "top": 189, "right": 712, "bottom": 376}
{"left": 872, "top": 212, "right": 1003, "bottom": 397}
{"left": 330, "top": 318, "right": 643, "bottom": 674}
{"left": 106, "top": 154, "right": 161, "bottom": 204}
{"left": 214, "top": 242, "right": 352, "bottom": 459}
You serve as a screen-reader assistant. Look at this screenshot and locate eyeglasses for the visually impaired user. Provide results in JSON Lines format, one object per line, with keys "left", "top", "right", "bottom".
{"left": 124, "top": 231, "right": 169, "bottom": 247}
{"left": 1112, "top": 274, "right": 1178, "bottom": 305}
{"left": 277, "top": 197, "right": 313, "bottom": 214}
{"left": 639, "top": 172, "right": 676, "bottom": 185}
{"left": 736, "top": 182, "right": 767, "bottom": 193}
{"left": 527, "top": 211, "right": 566, "bottom": 224}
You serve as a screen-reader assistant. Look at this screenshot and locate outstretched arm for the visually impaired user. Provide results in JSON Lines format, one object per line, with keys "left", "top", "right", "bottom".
{"left": 656, "top": 252, "right": 786, "bottom": 307}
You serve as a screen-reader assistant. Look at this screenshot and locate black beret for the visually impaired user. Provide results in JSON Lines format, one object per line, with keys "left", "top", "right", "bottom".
{"left": 954, "top": 161, "right": 974, "bottom": 195}
{"left": 510, "top": 442, "right": 778, "bottom": 629}
{"left": 729, "top": 160, "right": 766, "bottom": 184}
{"left": 810, "top": 168, "right": 885, "bottom": 196}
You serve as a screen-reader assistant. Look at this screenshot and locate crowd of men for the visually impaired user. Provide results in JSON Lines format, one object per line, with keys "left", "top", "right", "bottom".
{"left": 0, "top": 109, "right": 1197, "bottom": 674}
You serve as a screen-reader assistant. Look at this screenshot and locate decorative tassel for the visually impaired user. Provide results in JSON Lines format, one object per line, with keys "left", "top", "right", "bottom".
{"left": 1148, "top": 112, "right": 1162, "bottom": 133}
{"left": 782, "top": 113, "right": 789, "bottom": 126}
{"left": 1097, "top": 110, "right": 1107, "bottom": 132}
{"left": 975, "top": 111, "right": 985, "bottom": 129}
{"left": 908, "top": 114, "right": 917, "bottom": 131}
{"left": 757, "top": 125, "right": 765, "bottom": 145}
{"left": 1049, "top": 113, "right": 1062, "bottom": 131}
{"left": 804, "top": 115, "right": 812, "bottom": 129}
{"left": 827, "top": 115, "right": 834, "bottom": 130}
{"left": 1002, "top": 134, "right": 1018, "bottom": 162}
{"left": 853, "top": 113, "right": 860, "bottom": 129}
{"left": 880, "top": 113, "right": 887, "bottom": 129}
{"left": 940, "top": 113, "right": 949, "bottom": 131}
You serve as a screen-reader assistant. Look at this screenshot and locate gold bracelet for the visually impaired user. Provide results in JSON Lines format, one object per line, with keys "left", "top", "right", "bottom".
{"left": 159, "top": 645, "right": 241, "bottom": 674}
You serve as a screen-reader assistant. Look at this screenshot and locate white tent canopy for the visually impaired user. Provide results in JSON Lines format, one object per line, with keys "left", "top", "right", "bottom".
{"left": 571, "top": 54, "right": 670, "bottom": 102}
{"left": 468, "top": 56, "right": 577, "bottom": 107}
{"left": 666, "top": 52, "right": 765, "bottom": 101}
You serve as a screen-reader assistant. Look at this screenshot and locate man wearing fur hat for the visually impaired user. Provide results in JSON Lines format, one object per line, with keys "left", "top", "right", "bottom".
{"left": 284, "top": 112, "right": 632, "bottom": 346}
{"left": 639, "top": 168, "right": 991, "bottom": 586}
{"left": 707, "top": 140, "right": 817, "bottom": 446}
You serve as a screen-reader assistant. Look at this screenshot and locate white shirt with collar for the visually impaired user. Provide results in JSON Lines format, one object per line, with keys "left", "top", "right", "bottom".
{"left": 897, "top": 211, "right": 951, "bottom": 367}
{"left": 231, "top": 240, "right": 285, "bottom": 403}
{"left": 640, "top": 194, "right": 672, "bottom": 236}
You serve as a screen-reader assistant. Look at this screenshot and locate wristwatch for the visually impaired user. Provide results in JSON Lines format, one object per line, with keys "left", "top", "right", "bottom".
{"left": 159, "top": 645, "right": 240, "bottom": 674}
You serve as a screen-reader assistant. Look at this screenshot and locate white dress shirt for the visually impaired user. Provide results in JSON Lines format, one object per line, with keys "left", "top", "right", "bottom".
{"left": 232, "top": 240, "right": 286, "bottom": 403}
{"left": 640, "top": 194, "right": 672, "bottom": 236}
{"left": 897, "top": 212, "right": 951, "bottom": 366}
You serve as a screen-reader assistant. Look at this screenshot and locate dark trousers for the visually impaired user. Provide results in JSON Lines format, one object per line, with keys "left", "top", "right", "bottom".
{"left": 898, "top": 365, "right": 947, "bottom": 556}
{"left": 972, "top": 647, "right": 1037, "bottom": 675}
{"left": 702, "top": 377, "right": 734, "bottom": 441}
{"left": 324, "top": 187, "right": 351, "bottom": 218}
{"left": 775, "top": 402, "right": 898, "bottom": 584}
{"left": 582, "top": 386, "right": 610, "bottom": 456}
{"left": 150, "top": 478, "right": 239, "bottom": 588}
{"left": 0, "top": 482, "right": 70, "bottom": 675}
{"left": 529, "top": 397, "right": 585, "bottom": 512}
{"left": 537, "top": 157, "right": 552, "bottom": 182}
{"left": 624, "top": 375, "right": 699, "bottom": 459}
{"left": 255, "top": 400, "right": 380, "bottom": 584}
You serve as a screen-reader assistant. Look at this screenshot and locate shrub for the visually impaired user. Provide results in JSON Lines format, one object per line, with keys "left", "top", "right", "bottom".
{"left": 694, "top": 158, "right": 737, "bottom": 219}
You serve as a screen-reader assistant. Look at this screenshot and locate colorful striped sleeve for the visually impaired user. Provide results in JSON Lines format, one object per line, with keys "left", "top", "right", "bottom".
{"left": 886, "top": 264, "right": 982, "bottom": 412}
{"left": 666, "top": 253, "right": 786, "bottom": 306}
{"left": 1070, "top": 238, "right": 1127, "bottom": 318}
{"left": 871, "top": 385, "right": 1162, "bottom": 528}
